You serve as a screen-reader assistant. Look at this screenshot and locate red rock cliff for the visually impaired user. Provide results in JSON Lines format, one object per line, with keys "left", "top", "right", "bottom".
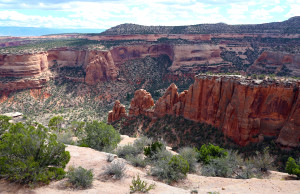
{"left": 109, "top": 75, "right": 300, "bottom": 147}
{"left": 108, "top": 100, "right": 126, "bottom": 123}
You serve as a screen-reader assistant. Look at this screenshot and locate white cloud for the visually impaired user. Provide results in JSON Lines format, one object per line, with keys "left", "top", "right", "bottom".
{"left": 0, "top": 0, "right": 295, "bottom": 29}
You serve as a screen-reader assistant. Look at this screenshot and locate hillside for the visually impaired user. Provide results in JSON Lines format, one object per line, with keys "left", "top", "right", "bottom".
{"left": 1, "top": 138, "right": 299, "bottom": 194}
{"left": 101, "top": 16, "right": 300, "bottom": 35}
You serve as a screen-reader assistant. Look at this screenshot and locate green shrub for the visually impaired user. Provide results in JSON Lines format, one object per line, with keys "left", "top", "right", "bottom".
{"left": 285, "top": 157, "right": 300, "bottom": 178}
{"left": 103, "top": 161, "right": 126, "bottom": 179}
{"left": 195, "top": 144, "right": 228, "bottom": 164}
{"left": 69, "top": 121, "right": 85, "bottom": 137}
{"left": 48, "top": 116, "right": 64, "bottom": 131}
{"left": 169, "top": 155, "right": 189, "bottom": 175}
{"left": 144, "top": 141, "right": 164, "bottom": 158}
{"left": 116, "top": 144, "right": 140, "bottom": 159}
{"left": 133, "top": 136, "right": 152, "bottom": 152}
{"left": 179, "top": 147, "right": 197, "bottom": 172}
{"left": 80, "top": 121, "right": 121, "bottom": 151}
{"left": 66, "top": 166, "right": 93, "bottom": 189}
{"left": 130, "top": 175, "right": 155, "bottom": 193}
{"left": 201, "top": 150, "right": 260, "bottom": 179}
{"left": 0, "top": 122, "right": 70, "bottom": 185}
{"left": 126, "top": 155, "right": 147, "bottom": 168}
{"left": 54, "top": 130, "right": 75, "bottom": 145}
{"left": 151, "top": 153, "right": 189, "bottom": 184}
{"left": 252, "top": 147, "right": 274, "bottom": 172}
{"left": 0, "top": 115, "right": 11, "bottom": 136}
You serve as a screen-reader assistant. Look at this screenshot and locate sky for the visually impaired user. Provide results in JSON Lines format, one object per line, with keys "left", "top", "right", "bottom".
{"left": 0, "top": 0, "right": 299, "bottom": 29}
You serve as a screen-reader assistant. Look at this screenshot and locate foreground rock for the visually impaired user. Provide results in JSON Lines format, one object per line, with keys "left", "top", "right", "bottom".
{"left": 109, "top": 75, "right": 300, "bottom": 147}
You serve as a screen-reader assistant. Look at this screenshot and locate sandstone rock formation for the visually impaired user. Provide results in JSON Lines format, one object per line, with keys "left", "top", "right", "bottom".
{"left": 247, "top": 51, "right": 300, "bottom": 77}
{"left": 128, "top": 89, "right": 154, "bottom": 117}
{"left": 108, "top": 100, "right": 126, "bottom": 123}
{"left": 84, "top": 50, "right": 118, "bottom": 85}
{"left": 0, "top": 52, "right": 49, "bottom": 77}
{"left": 109, "top": 75, "right": 300, "bottom": 147}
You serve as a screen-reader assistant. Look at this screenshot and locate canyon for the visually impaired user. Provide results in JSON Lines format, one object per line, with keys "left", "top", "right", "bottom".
{"left": 0, "top": 17, "right": 300, "bottom": 148}
{"left": 108, "top": 75, "right": 300, "bottom": 147}
{"left": 1, "top": 41, "right": 299, "bottom": 94}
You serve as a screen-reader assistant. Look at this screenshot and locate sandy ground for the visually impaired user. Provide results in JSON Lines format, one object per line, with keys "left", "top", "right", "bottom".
{"left": 0, "top": 136, "right": 299, "bottom": 194}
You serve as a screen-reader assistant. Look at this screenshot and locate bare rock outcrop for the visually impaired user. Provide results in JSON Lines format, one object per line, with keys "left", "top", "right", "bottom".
{"left": 128, "top": 89, "right": 154, "bottom": 117}
{"left": 108, "top": 100, "right": 126, "bottom": 123}
{"left": 109, "top": 75, "right": 300, "bottom": 147}
{"left": 247, "top": 51, "right": 300, "bottom": 77}
{"left": 0, "top": 52, "right": 49, "bottom": 77}
{"left": 84, "top": 50, "right": 118, "bottom": 85}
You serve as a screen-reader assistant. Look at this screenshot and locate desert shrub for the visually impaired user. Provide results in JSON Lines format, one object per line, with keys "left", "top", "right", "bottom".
{"left": 103, "top": 161, "right": 126, "bottom": 179}
{"left": 48, "top": 116, "right": 64, "bottom": 131}
{"left": 66, "top": 166, "right": 93, "bottom": 189}
{"left": 0, "top": 115, "right": 11, "bottom": 136}
{"left": 201, "top": 156, "right": 233, "bottom": 178}
{"left": 107, "top": 154, "right": 116, "bottom": 162}
{"left": 252, "top": 147, "right": 274, "bottom": 172}
{"left": 116, "top": 144, "right": 140, "bottom": 159}
{"left": 69, "top": 121, "right": 85, "bottom": 137}
{"left": 126, "top": 155, "right": 147, "bottom": 168}
{"left": 133, "top": 136, "right": 152, "bottom": 152}
{"left": 0, "top": 122, "right": 70, "bottom": 185}
{"left": 80, "top": 121, "right": 121, "bottom": 151}
{"left": 236, "top": 161, "right": 258, "bottom": 179}
{"left": 151, "top": 153, "right": 189, "bottom": 184}
{"left": 54, "top": 130, "right": 75, "bottom": 145}
{"left": 201, "top": 150, "right": 260, "bottom": 179}
{"left": 285, "top": 157, "right": 300, "bottom": 178}
{"left": 130, "top": 175, "right": 155, "bottom": 193}
{"left": 195, "top": 144, "right": 228, "bottom": 164}
{"left": 179, "top": 147, "right": 197, "bottom": 172}
{"left": 144, "top": 141, "right": 164, "bottom": 158}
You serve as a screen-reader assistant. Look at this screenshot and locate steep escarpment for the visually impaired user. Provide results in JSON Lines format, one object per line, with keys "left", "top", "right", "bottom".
{"left": 108, "top": 75, "right": 300, "bottom": 147}
{"left": 247, "top": 51, "right": 300, "bottom": 77}
{"left": 0, "top": 52, "right": 49, "bottom": 77}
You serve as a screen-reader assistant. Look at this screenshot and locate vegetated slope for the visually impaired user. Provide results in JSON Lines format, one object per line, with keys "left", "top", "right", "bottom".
{"left": 1, "top": 141, "right": 299, "bottom": 194}
{"left": 101, "top": 16, "right": 300, "bottom": 35}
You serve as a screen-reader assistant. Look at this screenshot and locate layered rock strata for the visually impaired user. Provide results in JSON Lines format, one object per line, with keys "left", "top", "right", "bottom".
{"left": 248, "top": 51, "right": 300, "bottom": 77}
{"left": 108, "top": 75, "right": 300, "bottom": 147}
{"left": 108, "top": 100, "right": 126, "bottom": 123}
{"left": 128, "top": 89, "right": 154, "bottom": 117}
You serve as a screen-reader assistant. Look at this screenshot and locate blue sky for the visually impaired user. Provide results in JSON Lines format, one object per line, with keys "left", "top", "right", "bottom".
{"left": 0, "top": 0, "right": 299, "bottom": 29}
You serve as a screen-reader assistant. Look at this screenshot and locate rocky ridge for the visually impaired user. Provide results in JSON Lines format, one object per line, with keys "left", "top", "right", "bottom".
{"left": 108, "top": 75, "right": 300, "bottom": 147}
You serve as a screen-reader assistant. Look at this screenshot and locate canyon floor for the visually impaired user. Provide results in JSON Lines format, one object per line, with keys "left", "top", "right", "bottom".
{"left": 0, "top": 136, "right": 299, "bottom": 194}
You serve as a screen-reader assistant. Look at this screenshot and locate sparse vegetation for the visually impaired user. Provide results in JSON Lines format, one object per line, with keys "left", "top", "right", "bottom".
{"left": 66, "top": 166, "right": 93, "bottom": 189}
{"left": 103, "top": 161, "right": 126, "bottom": 180}
{"left": 179, "top": 147, "right": 198, "bottom": 172}
{"left": 130, "top": 175, "right": 156, "bottom": 193}
{"left": 150, "top": 149, "right": 189, "bottom": 184}
{"left": 144, "top": 141, "right": 165, "bottom": 158}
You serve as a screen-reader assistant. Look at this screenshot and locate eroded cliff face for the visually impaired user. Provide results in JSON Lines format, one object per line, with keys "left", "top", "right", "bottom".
{"left": 0, "top": 52, "right": 49, "bottom": 77}
{"left": 247, "top": 51, "right": 300, "bottom": 77}
{"left": 109, "top": 75, "right": 300, "bottom": 147}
